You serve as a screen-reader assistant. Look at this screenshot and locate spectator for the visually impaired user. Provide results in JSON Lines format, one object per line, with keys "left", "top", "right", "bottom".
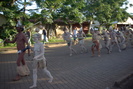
{"left": 73, "top": 27, "right": 78, "bottom": 45}
{"left": 26, "top": 29, "right": 31, "bottom": 46}
{"left": 42, "top": 27, "right": 47, "bottom": 43}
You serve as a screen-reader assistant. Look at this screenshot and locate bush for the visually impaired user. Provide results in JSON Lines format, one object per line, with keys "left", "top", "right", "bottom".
{"left": 0, "top": 39, "right": 3, "bottom": 46}
{"left": 86, "top": 33, "right": 92, "bottom": 37}
{"left": 48, "top": 38, "right": 64, "bottom": 43}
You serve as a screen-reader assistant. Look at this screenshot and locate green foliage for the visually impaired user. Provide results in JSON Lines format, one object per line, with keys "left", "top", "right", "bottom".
{"left": 86, "top": 33, "right": 92, "bottom": 37}
{"left": 3, "top": 43, "right": 16, "bottom": 47}
{"left": 0, "top": 39, "right": 3, "bottom": 46}
{"left": 0, "top": 24, "right": 17, "bottom": 40}
{"left": 0, "top": 0, "right": 36, "bottom": 41}
{"left": 83, "top": 0, "right": 130, "bottom": 27}
{"left": 60, "top": 0, "right": 86, "bottom": 23}
{"left": 34, "top": 0, "right": 86, "bottom": 24}
{"left": 48, "top": 38, "right": 64, "bottom": 43}
{"left": 0, "top": 0, "right": 131, "bottom": 43}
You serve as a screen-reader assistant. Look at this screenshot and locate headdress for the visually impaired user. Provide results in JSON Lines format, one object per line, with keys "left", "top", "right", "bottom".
{"left": 32, "top": 33, "right": 42, "bottom": 41}
{"left": 16, "top": 19, "right": 24, "bottom": 31}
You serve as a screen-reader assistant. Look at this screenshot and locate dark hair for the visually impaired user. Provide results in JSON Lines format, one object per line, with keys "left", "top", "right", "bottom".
{"left": 21, "top": 27, "right": 24, "bottom": 31}
{"left": 16, "top": 26, "right": 24, "bottom": 31}
{"left": 63, "top": 27, "right": 68, "bottom": 31}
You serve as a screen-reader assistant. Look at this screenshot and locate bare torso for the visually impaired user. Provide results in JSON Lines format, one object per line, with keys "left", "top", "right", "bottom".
{"left": 62, "top": 32, "right": 72, "bottom": 42}
{"left": 16, "top": 32, "right": 27, "bottom": 50}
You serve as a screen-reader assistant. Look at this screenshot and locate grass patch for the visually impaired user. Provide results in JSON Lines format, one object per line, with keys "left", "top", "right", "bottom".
{"left": 0, "top": 43, "right": 16, "bottom": 48}
{"left": 48, "top": 38, "right": 64, "bottom": 43}
{"left": 85, "top": 37, "right": 92, "bottom": 40}
{"left": 86, "top": 33, "right": 92, "bottom": 37}
{"left": 48, "top": 37, "right": 92, "bottom": 43}
{"left": 0, "top": 37, "right": 92, "bottom": 48}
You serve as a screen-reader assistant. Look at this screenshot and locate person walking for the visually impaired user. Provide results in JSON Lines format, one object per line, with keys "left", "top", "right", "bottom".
{"left": 117, "top": 30, "right": 126, "bottom": 50}
{"left": 26, "top": 29, "right": 31, "bottom": 46}
{"left": 5, "top": 26, "right": 30, "bottom": 81}
{"left": 73, "top": 27, "right": 78, "bottom": 45}
{"left": 109, "top": 28, "right": 121, "bottom": 53}
{"left": 101, "top": 30, "right": 111, "bottom": 54}
{"left": 29, "top": 33, "right": 53, "bottom": 88}
{"left": 42, "top": 27, "right": 47, "bottom": 43}
{"left": 77, "top": 29, "right": 87, "bottom": 53}
{"left": 91, "top": 29, "right": 101, "bottom": 57}
{"left": 62, "top": 27, "right": 77, "bottom": 56}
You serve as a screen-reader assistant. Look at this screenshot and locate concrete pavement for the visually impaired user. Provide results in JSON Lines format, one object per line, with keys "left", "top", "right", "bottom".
{"left": 0, "top": 39, "right": 133, "bottom": 89}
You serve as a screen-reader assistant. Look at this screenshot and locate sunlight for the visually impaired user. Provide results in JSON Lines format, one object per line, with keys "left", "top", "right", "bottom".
{"left": 126, "top": 0, "right": 133, "bottom": 13}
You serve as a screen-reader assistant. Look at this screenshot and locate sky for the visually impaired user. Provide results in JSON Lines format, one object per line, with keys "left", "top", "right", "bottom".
{"left": 126, "top": 0, "right": 133, "bottom": 14}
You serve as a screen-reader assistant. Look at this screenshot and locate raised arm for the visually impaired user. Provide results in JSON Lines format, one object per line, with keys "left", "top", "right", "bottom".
{"left": 5, "top": 35, "right": 17, "bottom": 43}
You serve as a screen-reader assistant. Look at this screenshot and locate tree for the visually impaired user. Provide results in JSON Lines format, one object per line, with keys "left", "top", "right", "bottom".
{"left": 0, "top": 0, "right": 32, "bottom": 45}
{"left": 82, "top": 0, "right": 130, "bottom": 29}
{"left": 30, "top": 0, "right": 86, "bottom": 37}
{"left": 0, "top": 0, "right": 131, "bottom": 42}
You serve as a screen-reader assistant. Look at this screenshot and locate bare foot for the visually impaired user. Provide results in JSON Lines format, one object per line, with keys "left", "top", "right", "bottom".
{"left": 48, "top": 77, "right": 53, "bottom": 83}
{"left": 69, "top": 54, "right": 72, "bottom": 56}
{"left": 29, "top": 85, "right": 37, "bottom": 88}
{"left": 98, "top": 55, "right": 101, "bottom": 57}
{"left": 12, "top": 75, "right": 21, "bottom": 81}
{"left": 119, "top": 49, "right": 121, "bottom": 52}
{"left": 91, "top": 54, "right": 95, "bottom": 57}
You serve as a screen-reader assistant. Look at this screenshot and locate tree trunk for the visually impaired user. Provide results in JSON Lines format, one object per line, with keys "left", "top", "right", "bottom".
{"left": 45, "top": 24, "right": 51, "bottom": 39}
{"left": 52, "top": 23, "right": 57, "bottom": 38}
{"left": 88, "top": 21, "right": 92, "bottom": 34}
{"left": 69, "top": 24, "right": 72, "bottom": 33}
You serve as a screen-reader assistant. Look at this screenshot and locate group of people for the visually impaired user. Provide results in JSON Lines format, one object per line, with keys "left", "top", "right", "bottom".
{"left": 91, "top": 26, "right": 133, "bottom": 57}
{"left": 62, "top": 26, "right": 133, "bottom": 57}
{"left": 62, "top": 27, "right": 88, "bottom": 56}
{"left": 5, "top": 21, "right": 133, "bottom": 89}
{"left": 25, "top": 27, "right": 48, "bottom": 44}
{"left": 5, "top": 20, "right": 53, "bottom": 89}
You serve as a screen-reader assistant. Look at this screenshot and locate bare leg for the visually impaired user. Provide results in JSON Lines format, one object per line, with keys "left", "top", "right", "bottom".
{"left": 96, "top": 44, "right": 100, "bottom": 57}
{"left": 69, "top": 42, "right": 76, "bottom": 56}
{"left": 120, "top": 39, "right": 126, "bottom": 50}
{"left": 91, "top": 45, "right": 95, "bottom": 56}
{"left": 13, "top": 53, "right": 25, "bottom": 81}
{"left": 80, "top": 44, "right": 83, "bottom": 53}
{"left": 69, "top": 47, "right": 77, "bottom": 56}
{"left": 81, "top": 45, "right": 87, "bottom": 53}
{"left": 17, "top": 52, "right": 25, "bottom": 66}
{"left": 69, "top": 46, "right": 73, "bottom": 56}
{"left": 12, "top": 73, "right": 21, "bottom": 81}
{"left": 116, "top": 41, "right": 121, "bottom": 52}
{"left": 29, "top": 69, "right": 37, "bottom": 88}
{"left": 109, "top": 42, "right": 115, "bottom": 52}
{"left": 106, "top": 46, "right": 110, "bottom": 54}
{"left": 105, "top": 41, "right": 111, "bottom": 54}
{"left": 43, "top": 68, "right": 53, "bottom": 83}
{"left": 71, "top": 48, "right": 77, "bottom": 54}
{"left": 73, "top": 39, "right": 78, "bottom": 45}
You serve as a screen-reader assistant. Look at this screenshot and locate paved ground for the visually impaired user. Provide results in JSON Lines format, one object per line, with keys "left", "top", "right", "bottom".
{"left": 0, "top": 39, "right": 133, "bottom": 89}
